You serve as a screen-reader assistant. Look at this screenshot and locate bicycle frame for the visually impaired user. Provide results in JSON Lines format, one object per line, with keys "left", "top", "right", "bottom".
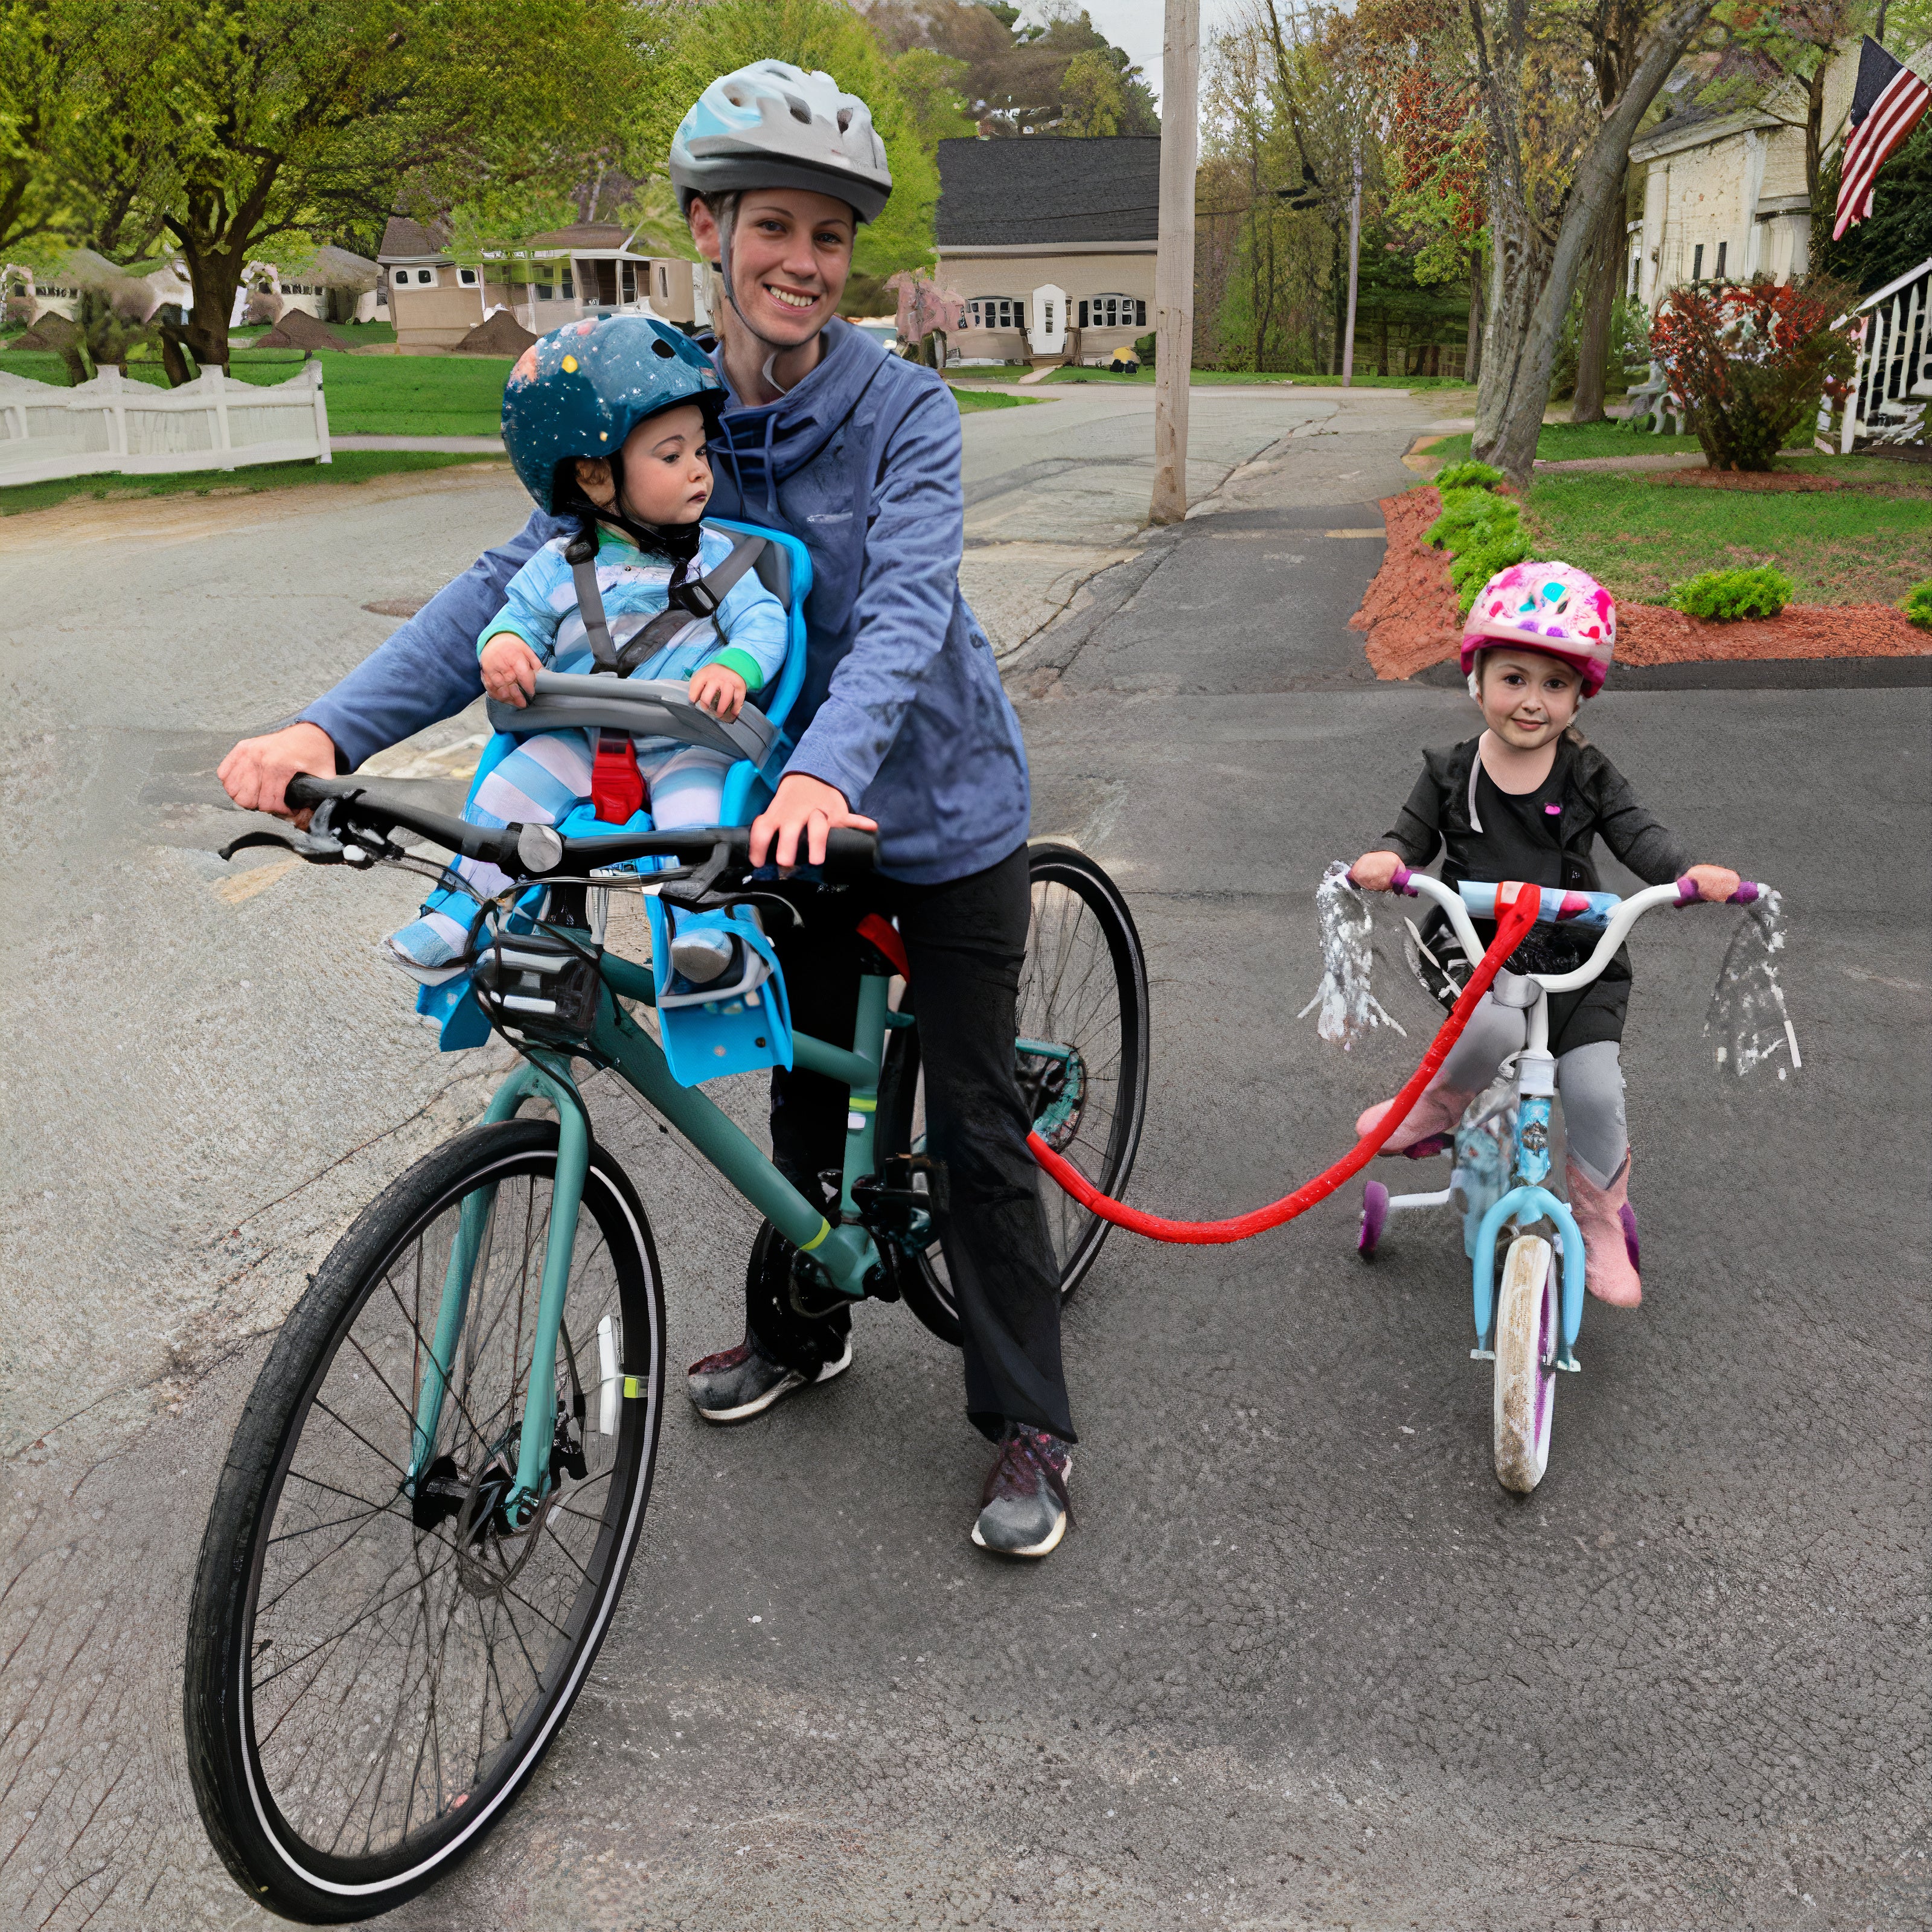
{"left": 402, "top": 951, "right": 901, "bottom": 1523}
{"left": 1401, "top": 874, "right": 1701, "bottom": 1371}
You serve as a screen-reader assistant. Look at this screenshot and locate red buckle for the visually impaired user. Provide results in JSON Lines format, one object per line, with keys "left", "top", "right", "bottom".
{"left": 590, "top": 731, "right": 646, "bottom": 824}
{"left": 856, "top": 913, "right": 909, "bottom": 980}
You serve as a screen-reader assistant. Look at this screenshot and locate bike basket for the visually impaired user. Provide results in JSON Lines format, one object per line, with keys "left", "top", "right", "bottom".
{"left": 473, "top": 930, "right": 604, "bottom": 1046}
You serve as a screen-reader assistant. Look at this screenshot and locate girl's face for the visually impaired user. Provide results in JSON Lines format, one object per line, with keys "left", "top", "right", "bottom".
{"left": 574, "top": 401, "right": 712, "bottom": 526}
{"left": 1477, "top": 649, "right": 1584, "bottom": 749}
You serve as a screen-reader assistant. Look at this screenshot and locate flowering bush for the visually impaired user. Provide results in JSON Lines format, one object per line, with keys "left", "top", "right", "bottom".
{"left": 1649, "top": 275, "right": 1858, "bottom": 472}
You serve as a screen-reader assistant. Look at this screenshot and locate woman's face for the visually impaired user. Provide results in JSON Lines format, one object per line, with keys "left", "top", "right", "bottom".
{"left": 688, "top": 188, "right": 855, "bottom": 347}
{"left": 1477, "top": 649, "right": 1584, "bottom": 749}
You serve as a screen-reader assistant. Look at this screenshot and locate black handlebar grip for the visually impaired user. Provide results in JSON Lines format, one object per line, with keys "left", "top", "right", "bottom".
{"left": 819, "top": 828, "right": 880, "bottom": 880}
{"left": 284, "top": 772, "right": 327, "bottom": 812}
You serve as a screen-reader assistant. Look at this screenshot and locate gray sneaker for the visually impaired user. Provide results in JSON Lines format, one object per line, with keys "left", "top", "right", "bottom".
{"left": 971, "top": 1425, "right": 1073, "bottom": 1558}
{"left": 685, "top": 1335, "right": 851, "bottom": 1424}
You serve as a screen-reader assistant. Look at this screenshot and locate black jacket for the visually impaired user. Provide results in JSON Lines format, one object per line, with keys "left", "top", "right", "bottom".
{"left": 1382, "top": 735, "right": 1689, "bottom": 988}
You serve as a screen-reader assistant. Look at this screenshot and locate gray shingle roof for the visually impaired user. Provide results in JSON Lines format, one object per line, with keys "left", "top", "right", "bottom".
{"left": 936, "top": 136, "right": 1161, "bottom": 246}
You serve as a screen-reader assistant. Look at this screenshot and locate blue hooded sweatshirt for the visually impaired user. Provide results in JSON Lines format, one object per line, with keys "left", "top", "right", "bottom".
{"left": 299, "top": 318, "right": 1031, "bottom": 885}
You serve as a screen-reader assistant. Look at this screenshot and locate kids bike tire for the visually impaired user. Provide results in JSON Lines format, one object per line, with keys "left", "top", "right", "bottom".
{"left": 184, "top": 1118, "right": 664, "bottom": 1924}
{"left": 1492, "top": 1232, "right": 1559, "bottom": 1494}
{"left": 880, "top": 842, "right": 1151, "bottom": 1348}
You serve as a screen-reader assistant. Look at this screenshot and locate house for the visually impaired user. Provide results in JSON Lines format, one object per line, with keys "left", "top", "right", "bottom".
{"left": 377, "top": 217, "right": 711, "bottom": 349}
{"left": 1627, "top": 36, "right": 1932, "bottom": 305}
{"left": 935, "top": 136, "right": 1160, "bottom": 366}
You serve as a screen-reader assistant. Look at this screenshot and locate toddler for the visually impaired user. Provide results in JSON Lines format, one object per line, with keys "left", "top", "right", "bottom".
{"left": 386, "top": 315, "right": 788, "bottom": 988}
{"left": 1349, "top": 560, "right": 1741, "bottom": 1307}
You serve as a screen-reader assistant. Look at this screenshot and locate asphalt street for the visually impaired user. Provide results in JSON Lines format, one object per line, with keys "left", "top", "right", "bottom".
{"left": 0, "top": 384, "right": 1924, "bottom": 1930}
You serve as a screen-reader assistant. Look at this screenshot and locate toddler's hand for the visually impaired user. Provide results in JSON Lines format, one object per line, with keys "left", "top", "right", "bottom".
{"left": 481, "top": 633, "right": 542, "bottom": 708}
{"left": 1349, "top": 851, "right": 1405, "bottom": 892}
{"left": 690, "top": 663, "right": 747, "bottom": 722}
{"left": 1685, "top": 862, "right": 1742, "bottom": 904}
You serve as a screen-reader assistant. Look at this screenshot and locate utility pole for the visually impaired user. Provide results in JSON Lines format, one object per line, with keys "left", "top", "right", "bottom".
{"left": 1340, "top": 143, "right": 1362, "bottom": 387}
{"left": 1150, "top": 0, "right": 1200, "bottom": 524}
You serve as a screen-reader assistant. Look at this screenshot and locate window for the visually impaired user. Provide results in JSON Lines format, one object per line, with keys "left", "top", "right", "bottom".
{"left": 621, "top": 261, "right": 637, "bottom": 303}
{"left": 657, "top": 264, "right": 670, "bottom": 298}
{"left": 416, "top": 267, "right": 435, "bottom": 285}
{"left": 534, "top": 262, "right": 555, "bottom": 301}
{"left": 966, "top": 296, "right": 1024, "bottom": 330}
{"left": 1692, "top": 243, "right": 1704, "bottom": 281}
{"left": 393, "top": 268, "right": 409, "bottom": 286}
{"left": 457, "top": 267, "right": 479, "bottom": 287}
{"left": 1078, "top": 294, "right": 1146, "bottom": 330}
{"left": 1715, "top": 240, "right": 1727, "bottom": 280}
{"left": 560, "top": 267, "right": 574, "bottom": 299}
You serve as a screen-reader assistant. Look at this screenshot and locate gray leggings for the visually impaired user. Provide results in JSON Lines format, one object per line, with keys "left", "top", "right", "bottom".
{"left": 1432, "top": 995, "right": 1629, "bottom": 1188}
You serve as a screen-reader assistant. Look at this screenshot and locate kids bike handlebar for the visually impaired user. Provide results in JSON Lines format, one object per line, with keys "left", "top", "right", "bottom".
{"left": 246, "top": 774, "right": 879, "bottom": 883}
{"left": 1384, "top": 868, "right": 1772, "bottom": 998}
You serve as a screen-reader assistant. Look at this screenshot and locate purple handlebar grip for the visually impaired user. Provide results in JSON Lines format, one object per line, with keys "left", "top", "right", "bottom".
{"left": 1390, "top": 865, "right": 1418, "bottom": 896}
{"left": 1730, "top": 881, "right": 1762, "bottom": 906}
{"left": 1673, "top": 875, "right": 1701, "bottom": 907}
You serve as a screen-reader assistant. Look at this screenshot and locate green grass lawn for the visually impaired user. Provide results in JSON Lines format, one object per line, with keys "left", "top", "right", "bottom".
{"left": 1524, "top": 462, "right": 1932, "bottom": 605}
{"left": 1427, "top": 422, "right": 1708, "bottom": 465}
{"left": 949, "top": 386, "right": 1040, "bottom": 413}
{"left": 0, "top": 449, "right": 505, "bottom": 517}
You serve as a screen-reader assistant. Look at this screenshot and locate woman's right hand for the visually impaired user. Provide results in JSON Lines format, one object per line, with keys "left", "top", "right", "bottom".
{"left": 1349, "top": 851, "right": 1405, "bottom": 892}
{"left": 481, "top": 633, "right": 542, "bottom": 708}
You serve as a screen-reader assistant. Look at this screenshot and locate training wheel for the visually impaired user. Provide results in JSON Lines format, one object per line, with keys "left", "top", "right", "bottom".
{"left": 1357, "top": 1181, "right": 1389, "bottom": 1260}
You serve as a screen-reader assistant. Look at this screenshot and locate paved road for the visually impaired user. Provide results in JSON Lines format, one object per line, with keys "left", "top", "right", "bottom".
{"left": 1, "top": 386, "right": 1922, "bottom": 1930}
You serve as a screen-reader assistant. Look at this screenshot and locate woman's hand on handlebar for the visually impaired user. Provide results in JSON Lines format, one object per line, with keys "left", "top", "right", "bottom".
{"left": 481, "top": 633, "right": 541, "bottom": 709}
{"left": 1348, "top": 851, "right": 1406, "bottom": 893}
{"left": 218, "top": 721, "right": 339, "bottom": 825}
{"left": 751, "top": 772, "right": 879, "bottom": 870}
{"left": 1684, "top": 863, "right": 1742, "bottom": 904}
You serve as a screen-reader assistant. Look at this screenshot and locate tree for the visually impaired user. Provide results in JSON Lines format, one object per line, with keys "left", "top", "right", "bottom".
{"left": 1467, "top": 0, "right": 1724, "bottom": 487}
{"left": 0, "top": 0, "right": 78, "bottom": 263}
{"left": 1060, "top": 48, "right": 1131, "bottom": 134}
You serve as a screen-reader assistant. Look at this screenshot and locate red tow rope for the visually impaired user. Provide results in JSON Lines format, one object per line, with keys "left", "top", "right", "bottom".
{"left": 1027, "top": 881, "right": 1542, "bottom": 1245}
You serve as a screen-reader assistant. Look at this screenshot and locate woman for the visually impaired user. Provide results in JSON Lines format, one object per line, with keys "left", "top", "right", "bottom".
{"left": 220, "top": 62, "right": 1078, "bottom": 1559}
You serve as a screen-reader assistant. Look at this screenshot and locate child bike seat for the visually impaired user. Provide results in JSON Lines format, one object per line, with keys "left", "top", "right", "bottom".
{"left": 485, "top": 673, "right": 779, "bottom": 766}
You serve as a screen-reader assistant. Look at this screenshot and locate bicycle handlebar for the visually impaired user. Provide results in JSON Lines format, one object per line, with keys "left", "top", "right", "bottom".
{"left": 269, "top": 773, "right": 879, "bottom": 883}
{"left": 1380, "top": 869, "right": 1771, "bottom": 996}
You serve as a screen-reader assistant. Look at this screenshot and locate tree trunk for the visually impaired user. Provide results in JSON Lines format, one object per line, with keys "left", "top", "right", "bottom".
{"left": 1467, "top": 247, "right": 1484, "bottom": 384}
{"left": 1471, "top": 0, "right": 1718, "bottom": 490}
{"left": 1803, "top": 62, "right": 1828, "bottom": 213}
{"left": 1570, "top": 188, "right": 1624, "bottom": 423}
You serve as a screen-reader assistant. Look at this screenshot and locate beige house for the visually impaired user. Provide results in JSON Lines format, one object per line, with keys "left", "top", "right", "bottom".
{"left": 378, "top": 217, "right": 711, "bottom": 349}
{"left": 1628, "top": 36, "right": 1932, "bottom": 305}
{"left": 935, "top": 136, "right": 1158, "bottom": 366}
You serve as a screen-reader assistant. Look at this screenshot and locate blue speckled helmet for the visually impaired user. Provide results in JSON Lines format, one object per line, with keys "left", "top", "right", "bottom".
{"left": 502, "top": 314, "right": 726, "bottom": 515}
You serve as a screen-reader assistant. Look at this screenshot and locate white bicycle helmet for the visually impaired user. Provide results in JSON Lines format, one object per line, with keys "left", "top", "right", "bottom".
{"left": 671, "top": 60, "right": 892, "bottom": 223}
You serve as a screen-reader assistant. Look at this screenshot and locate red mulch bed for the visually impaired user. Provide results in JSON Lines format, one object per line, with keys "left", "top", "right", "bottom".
{"left": 1652, "top": 468, "right": 1849, "bottom": 492}
{"left": 1351, "top": 487, "right": 1930, "bottom": 678}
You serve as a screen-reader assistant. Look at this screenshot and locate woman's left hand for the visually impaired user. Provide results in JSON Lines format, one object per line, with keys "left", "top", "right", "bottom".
{"left": 1685, "top": 863, "right": 1742, "bottom": 903}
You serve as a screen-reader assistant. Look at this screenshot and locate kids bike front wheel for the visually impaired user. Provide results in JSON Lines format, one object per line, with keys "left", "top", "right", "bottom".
{"left": 880, "top": 842, "right": 1151, "bottom": 1348}
{"left": 1492, "top": 1232, "right": 1559, "bottom": 1494}
{"left": 184, "top": 1118, "right": 664, "bottom": 1923}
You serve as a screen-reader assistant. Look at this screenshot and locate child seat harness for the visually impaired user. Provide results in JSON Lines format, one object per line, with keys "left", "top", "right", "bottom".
{"left": 568, "top": 528, "right": 768, "bottom": 821}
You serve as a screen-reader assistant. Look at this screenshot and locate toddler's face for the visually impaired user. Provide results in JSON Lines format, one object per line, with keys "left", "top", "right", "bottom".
{"left": 574, "top": 401, "right": 712, "bottom": 526}
{"left": 1477, "top": 648, "right": 1583, "bottom": 750}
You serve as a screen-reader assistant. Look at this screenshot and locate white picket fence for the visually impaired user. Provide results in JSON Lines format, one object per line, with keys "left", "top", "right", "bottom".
{"left": 0, "top": 360, "right": 331, "bottom": 485}
{"left": 1832, "top": 255, "right": 1930, "bottom": 452}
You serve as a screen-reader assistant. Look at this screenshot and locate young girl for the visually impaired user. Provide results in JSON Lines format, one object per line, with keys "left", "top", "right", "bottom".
{"left": 1349, "top": 560, "right": 1741, "bottom": 1307}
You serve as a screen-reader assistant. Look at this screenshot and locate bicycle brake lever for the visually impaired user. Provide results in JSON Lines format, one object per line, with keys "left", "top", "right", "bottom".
{"left": 219, "top": 827, "right": 347, "bottom": 865}
{"left": 657, "top": 837, "right": 734, "bottom": 911}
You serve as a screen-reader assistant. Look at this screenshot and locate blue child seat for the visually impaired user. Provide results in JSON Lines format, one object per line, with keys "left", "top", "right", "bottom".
{"left": 417, "top": 517, "right": 814, "bottom": 1074}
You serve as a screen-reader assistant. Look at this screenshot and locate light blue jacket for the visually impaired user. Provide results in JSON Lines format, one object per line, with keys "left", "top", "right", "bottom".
{"left": 301, "top": 319, "right": 1029, "bottom": 884}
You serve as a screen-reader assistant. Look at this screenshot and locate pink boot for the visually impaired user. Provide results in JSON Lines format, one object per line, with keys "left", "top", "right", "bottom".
{"left": 1355, "top": 1085, "right": 1476, "bottom": 1159}
{"left": 1567, "top": 1153, "right": 1642, "bottom": 1307}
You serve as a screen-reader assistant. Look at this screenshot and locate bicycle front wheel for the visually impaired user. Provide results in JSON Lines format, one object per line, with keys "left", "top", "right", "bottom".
{"left": 883, "top": 841, "right": 1151, "bottom": 1347}
{"left": 1492, "top": 1232, "right": 1558, "bottom": 1494}
{"left": 185, "top": 1118, "right": 664, "bottom": 1923}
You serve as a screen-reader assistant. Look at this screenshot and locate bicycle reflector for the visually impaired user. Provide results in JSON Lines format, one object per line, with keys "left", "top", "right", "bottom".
{"left": 473, "top": 931, "right": 604, "bottom": 1045}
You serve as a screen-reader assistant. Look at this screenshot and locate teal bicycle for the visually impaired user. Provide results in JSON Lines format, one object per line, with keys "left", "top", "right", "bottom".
{"left": 182, "top": 767, "right": 1147, "bottom": 1922}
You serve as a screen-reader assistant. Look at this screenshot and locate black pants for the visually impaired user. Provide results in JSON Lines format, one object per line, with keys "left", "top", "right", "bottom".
{"left": 748, "top": 841, "right": 1075, "bottom": 1444}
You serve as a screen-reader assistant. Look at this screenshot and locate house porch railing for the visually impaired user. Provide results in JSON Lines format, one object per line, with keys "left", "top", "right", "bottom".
{"left": 1832, "top": 255, "right": 1930, "bottom": 451}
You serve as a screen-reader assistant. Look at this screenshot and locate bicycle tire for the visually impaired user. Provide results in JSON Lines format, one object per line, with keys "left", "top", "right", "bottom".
{"left": 185, "top": 1118, "right": 664, "bottom": 1923}
{"left": 881, "top": 842, "right": 1151, "bottom": 1348}
{"left": 1492, "top": 1232, "right": 1558, "bottom": 1494}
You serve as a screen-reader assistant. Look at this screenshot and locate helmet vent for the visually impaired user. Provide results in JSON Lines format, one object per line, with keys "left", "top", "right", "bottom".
{"left": 723, "top": 85, "right": 749, "bottom": 106}
{"left": 836, "top": 106, "right": 853, "bottom": 132}
{"left": 652, "top": 338, "right": 676, "bottom": 358}
{"left": 783, "top": 92, "right": 811, "bottom": 124}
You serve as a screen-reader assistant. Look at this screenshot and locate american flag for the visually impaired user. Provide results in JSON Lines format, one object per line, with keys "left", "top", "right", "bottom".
{"left": 1832, "top": 37, "right": 1930, "bottom": 239}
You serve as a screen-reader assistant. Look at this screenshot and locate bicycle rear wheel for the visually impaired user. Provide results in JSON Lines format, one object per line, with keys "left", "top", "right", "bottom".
{"left": 881, "top": 842, "right": 1150, "bottom": 1347}
{"left": 185, "top": 1118, "right": 663, "bottom": 1923}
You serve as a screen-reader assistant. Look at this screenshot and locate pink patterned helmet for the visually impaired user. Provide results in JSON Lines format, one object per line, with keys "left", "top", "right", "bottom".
{"left": 1460, "top": 560, "right": 1617, "bottom": 696}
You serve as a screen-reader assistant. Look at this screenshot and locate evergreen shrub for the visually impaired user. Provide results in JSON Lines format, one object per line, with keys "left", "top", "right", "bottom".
{"left": 1671, "top": 566, "right": 1796, "bottom": 620}
{"left": 1904, "top": 579, "right": 1932, "bottom": 630}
